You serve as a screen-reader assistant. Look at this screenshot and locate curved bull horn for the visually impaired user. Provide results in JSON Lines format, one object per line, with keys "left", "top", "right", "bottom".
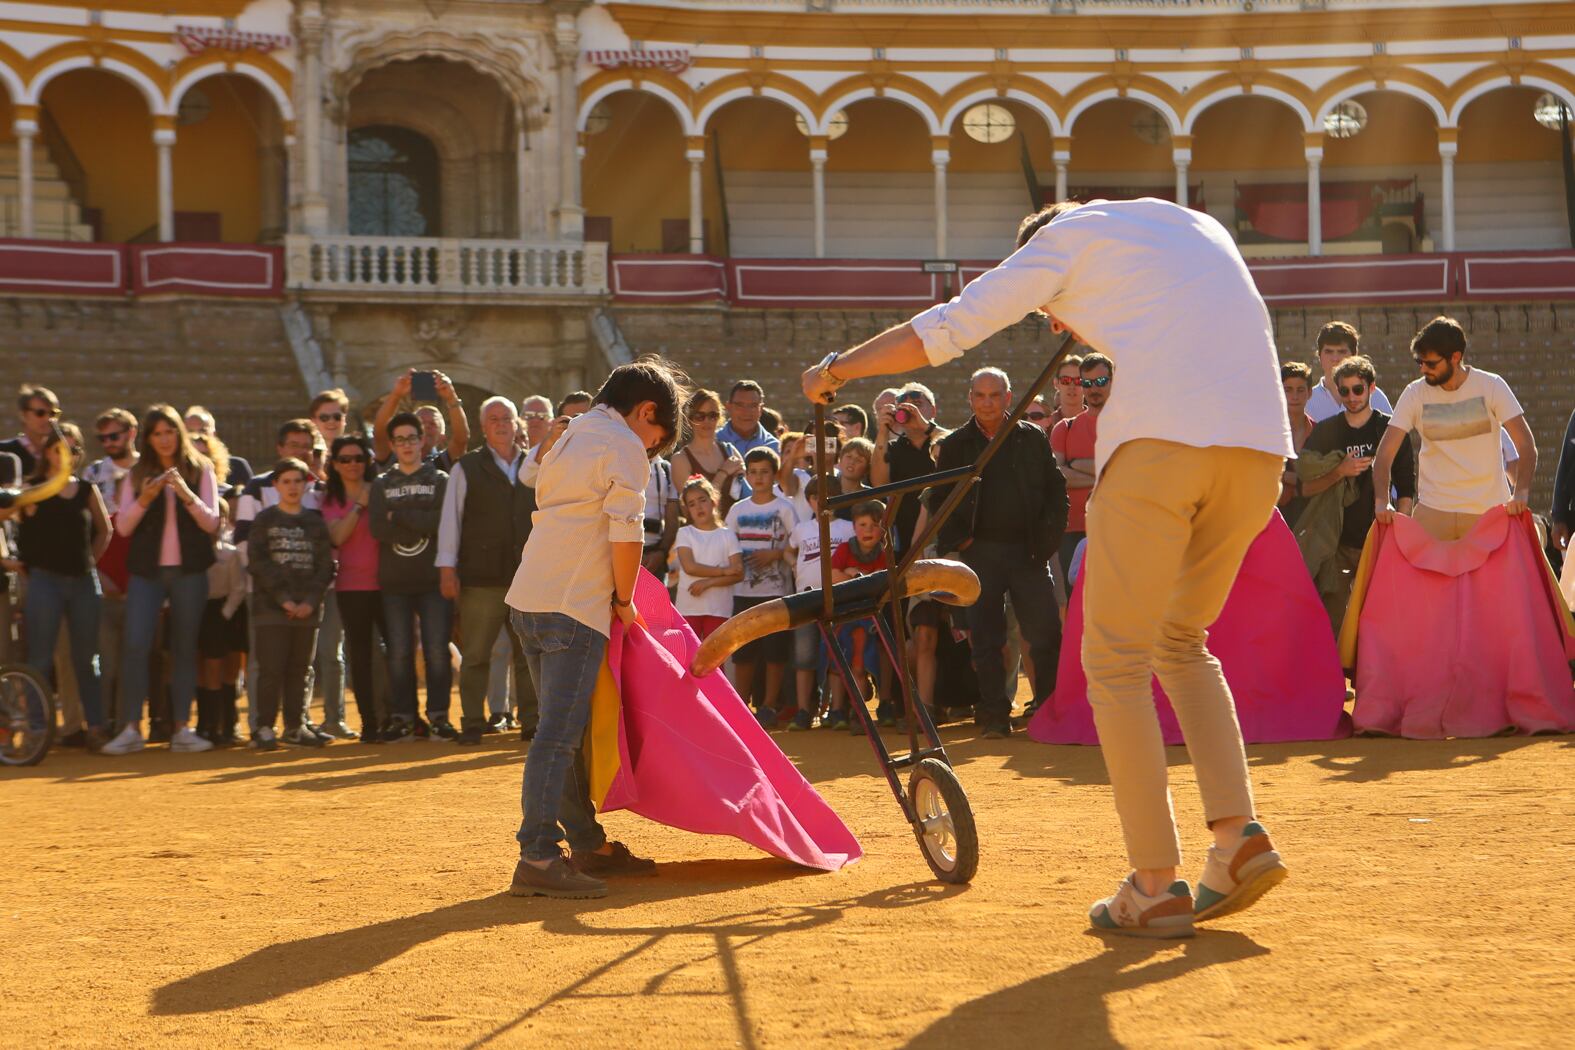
{"left": 691, "top": 558, "right": 980, "bottom": 678}
{"left": 0, "top": 442, "right": 72, "bottom": 511}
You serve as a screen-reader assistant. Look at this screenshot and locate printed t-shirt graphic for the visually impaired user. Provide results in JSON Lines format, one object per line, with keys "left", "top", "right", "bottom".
{"left": 726, "top": 497, "right": 796, "bottom": 598}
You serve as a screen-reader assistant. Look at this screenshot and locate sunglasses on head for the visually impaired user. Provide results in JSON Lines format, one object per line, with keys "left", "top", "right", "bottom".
{"left": 316, "top": 412, "right": 344, "bottom": 424}
{"left": 1080, "top": 375, "right": 1111, "bottom": 389}
{"left": 1337, "top": 383, "right": 1367, "bottom": 397}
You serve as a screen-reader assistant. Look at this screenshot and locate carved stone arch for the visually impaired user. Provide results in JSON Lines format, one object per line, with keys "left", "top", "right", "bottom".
{"left": 332, "top": 29, "right": 549, "bottom": 133}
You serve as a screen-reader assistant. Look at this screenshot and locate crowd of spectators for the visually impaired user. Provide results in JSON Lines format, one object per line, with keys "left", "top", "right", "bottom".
{"left": 2, "top": 310, "right": 1568, "bottom": 755}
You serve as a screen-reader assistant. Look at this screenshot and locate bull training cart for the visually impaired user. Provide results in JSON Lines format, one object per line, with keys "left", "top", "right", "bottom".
{"left": 691, "top": 332, "right": 1077, "bottom": 884}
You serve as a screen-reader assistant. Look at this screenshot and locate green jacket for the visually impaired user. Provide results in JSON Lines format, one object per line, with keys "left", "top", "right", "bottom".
{"left": 1292, "top": 449, "right": 1358, "bottom": 596}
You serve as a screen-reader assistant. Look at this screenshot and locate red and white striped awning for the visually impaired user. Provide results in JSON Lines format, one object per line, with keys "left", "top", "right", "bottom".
{"left": 586, "top": 49, "right": 691, "bottom": 74}
{"left": 174, "top": 25, "right": 293, "bottom": 55}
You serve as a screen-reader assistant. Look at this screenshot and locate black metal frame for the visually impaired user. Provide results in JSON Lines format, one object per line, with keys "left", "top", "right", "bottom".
{"left": 809, "top": 331, "right": 1076, "bottom": 823}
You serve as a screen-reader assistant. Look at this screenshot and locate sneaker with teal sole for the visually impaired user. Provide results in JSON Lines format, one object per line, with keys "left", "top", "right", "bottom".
{"left": 1194, "top": 821, "right": 1288, "bottom": 922}
{"left": 1089, "top": 875, "right": 1196, "bottom": 939}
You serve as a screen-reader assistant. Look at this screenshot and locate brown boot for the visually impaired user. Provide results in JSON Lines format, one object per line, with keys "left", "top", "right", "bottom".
{"left": 509, "top": 856, "right": 608, "bottom": 899}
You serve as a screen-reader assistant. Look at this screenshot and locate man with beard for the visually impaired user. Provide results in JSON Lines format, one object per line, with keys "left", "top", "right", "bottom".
{"left": 1373, "top": 316, "right": 1535, "bottom": 541}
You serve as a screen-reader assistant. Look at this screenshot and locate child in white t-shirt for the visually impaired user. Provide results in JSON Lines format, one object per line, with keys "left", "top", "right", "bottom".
{"left": 723, "top": 447, "right": 798, "bottom": 727}
{"left": 672, "top": 478, "right": 742, "bottom": 641}
{"left": 784, "top": 477, "right": 854, "bottom": 731}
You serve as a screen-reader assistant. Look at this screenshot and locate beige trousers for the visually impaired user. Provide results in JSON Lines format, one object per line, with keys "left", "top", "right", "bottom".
{"left": 1082, "top": 439, "right": 1284, "bottom": 869}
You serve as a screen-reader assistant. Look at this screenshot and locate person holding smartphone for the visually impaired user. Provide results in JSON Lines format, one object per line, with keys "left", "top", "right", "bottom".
{"left": 372, "top": 369, "right": 469, "bottom": 469}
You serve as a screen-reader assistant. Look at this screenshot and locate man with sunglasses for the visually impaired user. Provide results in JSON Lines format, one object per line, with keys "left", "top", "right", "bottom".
{"left": 1373, "top": 316, "right": 1535, "bottom": 542}
{"left": 1050, "top": 353, "right": 1112, "bottom": 586}
{"left": 1298, "top": 356, "right": 1415, "bottom": 630}
{"left": 82, "top": 408, "right": 141, "bottom": 707}
{"left": 1, "top": 383, "right": 61, "bottom": 479}
{"left": 520, "top": 395, "right": 554, "bottom": 450}
{"left": 1306, "top": 322, "right": 1393, "bottom": 424}
{"left": 801, "top": 197, "right": 1296, "bottom": 939}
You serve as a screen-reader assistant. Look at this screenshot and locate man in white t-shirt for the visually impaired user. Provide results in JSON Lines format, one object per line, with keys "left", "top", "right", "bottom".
{"left": 1373, "top": 316, "right": 1536, "bottom": 541}
{"left": 1306, "top": 321, "right": 1393, "bottom": 423}
{"left": 800, "top": 197, "right": 1293, "bottom": 939}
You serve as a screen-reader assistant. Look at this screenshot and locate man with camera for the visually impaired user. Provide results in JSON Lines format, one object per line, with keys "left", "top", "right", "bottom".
{"left": 869, "top": 383, "right": 940, "bottom": 553}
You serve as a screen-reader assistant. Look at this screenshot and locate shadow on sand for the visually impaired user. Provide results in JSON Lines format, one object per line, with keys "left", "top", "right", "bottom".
{"left": 904, "top": 930, "right": 1270, "bottom": 1050}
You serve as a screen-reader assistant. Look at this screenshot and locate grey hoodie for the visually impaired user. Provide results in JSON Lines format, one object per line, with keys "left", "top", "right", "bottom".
{"left": 369, "top": 460, "right": 447, "bottom": 594}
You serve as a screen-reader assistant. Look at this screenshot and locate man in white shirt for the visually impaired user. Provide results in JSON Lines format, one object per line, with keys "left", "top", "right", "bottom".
{"left": 801, "top": 197, "right": 1292, "bottom": 939}
{"left": 1373, "top": 316, "right": 1536, "bottom": 541}
{"left": 1306, "top": 322, "right": 1393, "bottom": 423}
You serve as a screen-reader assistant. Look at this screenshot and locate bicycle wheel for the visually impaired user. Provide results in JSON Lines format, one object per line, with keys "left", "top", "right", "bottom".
{"left": 0, "top": 664, "right": 55, "bottom": 767}
{"left": 907, "top": 756, "right": 979, "bottom": 884}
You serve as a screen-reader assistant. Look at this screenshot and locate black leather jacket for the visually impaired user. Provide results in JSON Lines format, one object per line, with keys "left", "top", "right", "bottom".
{"left": 928, "top": 417, "right": 1068, "bottom": 564}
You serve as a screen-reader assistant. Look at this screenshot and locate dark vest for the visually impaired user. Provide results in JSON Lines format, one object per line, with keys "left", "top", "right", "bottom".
{"left": 126, "top": 482, "right": 215, "bottom": 577}
{"left": 456, "top": 447, "right": 535, "bottom": 587}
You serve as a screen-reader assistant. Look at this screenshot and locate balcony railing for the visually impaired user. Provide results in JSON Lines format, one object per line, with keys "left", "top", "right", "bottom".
{"left": 283, "top": 235, "right": 609, "bottom": 296}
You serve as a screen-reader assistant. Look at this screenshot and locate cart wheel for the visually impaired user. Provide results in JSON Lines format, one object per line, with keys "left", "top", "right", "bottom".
{"left": 907, "top": 757, "right": 978, "bottom": 884}
{"left": 0, "top": 664, "right": 54, "bottom": 768}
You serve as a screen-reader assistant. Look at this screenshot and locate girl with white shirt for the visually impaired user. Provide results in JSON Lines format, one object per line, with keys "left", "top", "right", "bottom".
{"left": 504, "top": 359, "right": 688, "bottom": 900}
{"left": 672, "top": 478, "right": 743, "bottom": 640}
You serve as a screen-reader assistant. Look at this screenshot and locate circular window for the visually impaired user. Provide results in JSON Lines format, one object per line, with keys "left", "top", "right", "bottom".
{"left": 1130, "top": 109, "right": 1170, "bottom": 145}
{"left": 584, "top": 100, "right": 612, "bottom": 136}
{"left": 1533, "top": 92, "right": 1570, "bottom": 131}
{"left": 961, "top": 103, "right": 1016, "bottom": 144}
{"left": 795, "top": 110, "right": 849, "bottom": 140}
{"left": 1323, "top": 100, "right": 1368, "bottom": 139}
{"left": 177, "top": 87, "right": 211, "bottom": 126}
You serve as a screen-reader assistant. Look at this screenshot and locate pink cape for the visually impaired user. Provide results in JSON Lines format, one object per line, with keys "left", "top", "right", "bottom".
{"left": 1028, "top": 513, "right": 1351, "bottom": 745}
{"left": 599, "top": 570, "right": 862, "bottom": 871}
{"left": 1350, "top": 508, "right": 1575, "bottom": 738}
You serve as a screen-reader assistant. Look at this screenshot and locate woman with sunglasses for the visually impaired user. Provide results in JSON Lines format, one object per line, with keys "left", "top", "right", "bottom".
{"left": 101, "top": 405, "right": 222, "bottom": 755}
{"left": 1047, "top": 355, "right": 1086, "bottom": 428}
{"left": 15, "top": 423, "right": 113, "bottom": 751}
{"left": 670, "top": 389, "right": 745, "bottom": 519}
{"left": 320, "top": 434, "right": 386, "bottom": 741}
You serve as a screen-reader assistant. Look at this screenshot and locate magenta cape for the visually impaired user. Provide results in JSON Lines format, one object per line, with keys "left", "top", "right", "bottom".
{"left": 596, "top": 570, "right": 861, "bottom": 871}
{"left": 1348, "top": 508, "right": 1575, "bottom": 739}
{"left": 1028, "top": 513, "right": 1351, "bottom": 745}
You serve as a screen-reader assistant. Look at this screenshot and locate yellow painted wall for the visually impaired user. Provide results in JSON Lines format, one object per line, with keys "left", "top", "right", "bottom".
{"left": 1192, "top": 96, "right": 1304, "bottom": 171}
{"left": 170, "top": 75, "right": 267, "bottom": 242}
{"left": 42, "top": 71, "right": 155, "bottom": 243}
{"left": 1067, "top": 98, "right": 1173, "bottom": 174}
{"left": 825, "top": 98, "right": 930, "bottom": 172}
{"left": 1458, "top": 86, "right": 1563, "bottom": 163}
{"left": 1322, "top": 91, "right": 1440, "bottom": 167}
{"left": 710, "top": 97, "right": 808, "bottom": 170}
{"left": 583, "top": 91, "right": 690, "bottom": 252}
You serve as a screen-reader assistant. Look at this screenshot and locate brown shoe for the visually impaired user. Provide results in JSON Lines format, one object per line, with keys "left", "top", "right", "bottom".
{"left": 573, "top": 841, "right": 658, "bottom": 877}
{"left": 509, "top": 856, "right": 608, "bottom": 899}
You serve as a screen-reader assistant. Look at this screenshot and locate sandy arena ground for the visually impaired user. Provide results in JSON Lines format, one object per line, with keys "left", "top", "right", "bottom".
{"left": 7, "top": 708, "right": 1574, "bottom": 1049}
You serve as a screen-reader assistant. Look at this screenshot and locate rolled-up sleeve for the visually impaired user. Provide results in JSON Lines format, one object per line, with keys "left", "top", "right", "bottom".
{"left": 908, "top": 231, "right": 1072, "bottom": 366}
{"left": 600, "top": 441, "right": 647, "bottom": 543}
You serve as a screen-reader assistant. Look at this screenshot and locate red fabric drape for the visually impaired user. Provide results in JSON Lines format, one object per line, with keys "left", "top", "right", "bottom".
{"left": 1236, "top": 179, "right": 1413, "bottom": 241}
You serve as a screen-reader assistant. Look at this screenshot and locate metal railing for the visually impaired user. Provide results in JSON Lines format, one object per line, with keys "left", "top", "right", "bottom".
{"left": 283, "top": 234, "right": 609, "bottom": 295}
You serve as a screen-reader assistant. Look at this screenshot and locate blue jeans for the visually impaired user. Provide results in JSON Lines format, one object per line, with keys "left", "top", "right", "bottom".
{"left": 24, "top": 568, "right": 106, "bottom": 728}
{"left": 511, "top": 610, "right": 609, "bottom": 861}
{"left": 121, "top": 569, "right": 208, "bottom": 728}
{"left": 960, "top": 540, "right": 1062, "bottom": 731}
{"left": 380, "top": 589, "right": 453, "bottom": 722}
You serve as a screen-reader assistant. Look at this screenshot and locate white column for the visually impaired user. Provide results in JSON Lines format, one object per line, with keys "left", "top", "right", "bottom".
{"left": 553, "top": 14, "right": 584, "bottom": 240}
{"left": 295, "top": 4, "right": 328, "bottom": 234}
{"left": 687, "top": 148, "right": 705, "bottom": 254}
{"left": 810, "top": 148, "right": 827, "bottom": 258}
{"left": 1305, "top": 147, "right": 1323, "bottom": 256}
{"left": 1173, "top": 148, "right": 1191, "bottom": 209}
{"left": 1052, "top": 137, "right": 1069, "bottom": 202}
{"left": 932, "top": 149, "right": 949, "bottom": 258}
{"left": 155, "top": 125, "right": 176, "bottom": 242}
{"left": 1439, "top": 137, "right": 1457, "bottom": 252}
{"left": 13, "top": 117, "right": 37, "bottom": 238}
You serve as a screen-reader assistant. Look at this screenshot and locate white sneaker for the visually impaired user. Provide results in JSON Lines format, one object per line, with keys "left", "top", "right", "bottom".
{"left": 170, "top": 727, "right": 215, "bottom": 753}
{"left": 100, "top": 725, "right": 146, "bottom": 755}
